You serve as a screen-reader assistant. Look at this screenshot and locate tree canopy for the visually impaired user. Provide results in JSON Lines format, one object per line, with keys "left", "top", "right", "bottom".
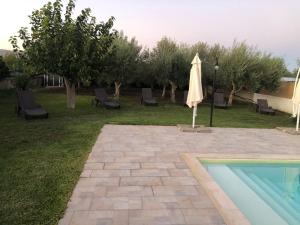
{"left": 101, "top": 32, "right": 141, "bottom": 98}
{"left": 10, "top": 0, "right": 289, "bottom": 106}
{"left": 10, "top": 0, "right": 116, "bottom": 108}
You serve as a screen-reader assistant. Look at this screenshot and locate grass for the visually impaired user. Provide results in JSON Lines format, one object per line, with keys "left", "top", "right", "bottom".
{"left": 0, "top": 88, "right": 294, "bottom": 225}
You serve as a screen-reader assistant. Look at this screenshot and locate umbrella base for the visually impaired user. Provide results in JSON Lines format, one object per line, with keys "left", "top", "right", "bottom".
{"left": 276, "top": 127, "right": 300, "bottom": 135}
{"left": 177, "top": 124, "right": 211, "bottom": 133}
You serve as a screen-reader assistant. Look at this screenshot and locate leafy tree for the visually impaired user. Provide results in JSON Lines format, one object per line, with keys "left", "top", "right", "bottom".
{"left": 219, "top": 42, "right": 287, "bottom": 105}
{"left": 151, "top": 38, "right": 178, "bottom": 101}
{"left": 10, "top": 0, "right": 116, "bottom": 108}
{"left": 3, "top": 54, "right": 20, "bottom": 73}
{"left": 0, "top": 56, "right": 10, "bottom": 80}
{"left": 168, "top": 44, "right": 190, "bottom": 102}
{"left": 134, "top": 48, "right": 156, "bottom": 88}
{"left": 102, "top": 32, "right": 141, "bottom": 99}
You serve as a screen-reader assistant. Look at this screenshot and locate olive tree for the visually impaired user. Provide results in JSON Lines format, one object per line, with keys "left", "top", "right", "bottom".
{"left": 103, "top": 32, "right": 141, "bottom": 99}
{"left": 10, "top": 0, "right": 116, "bottom": 108}
{"left": 151, "top": 38, "right": 190, "bottom": 102}
{"left": 151, "top": 38, "right": 177, "bottom": 99}
{"left": 219, "top": 42, "right": 287, "bottom": 105}
{"left": 168, "top": 44, "right": 190, "bottom": 102}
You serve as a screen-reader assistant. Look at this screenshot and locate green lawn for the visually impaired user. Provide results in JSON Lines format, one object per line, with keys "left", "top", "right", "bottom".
{"left": 0, "top": 89, "right": 294, "bottom": 225}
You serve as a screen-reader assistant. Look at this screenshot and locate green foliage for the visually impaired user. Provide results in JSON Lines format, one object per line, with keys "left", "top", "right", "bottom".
{"left": 2, "top": 54, "right": 21, "bottom": 73}
{"left": 0, "top": 56, "right": 10, "bottom": 80}
{"left": 151, "top": 37, "right": 178, "bottom": 86}
{"left": 102, "top": 32, "right": 142, "bottom": 86}
{"left": 14, "top": 74, "right": 32, "bottom": 90}
{"left": 219, "top": 42, "right": 288, "bottom": 93}
{"left": 135, "top": 48, "right": 156, "bottom": 87}
{"left": 10, "top": 0, "right": 116, "bottom": 107}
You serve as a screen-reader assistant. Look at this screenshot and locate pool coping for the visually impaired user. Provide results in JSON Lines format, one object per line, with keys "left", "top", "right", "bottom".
{"left": 182, "top": 153, "right": 300, "bottom": 225}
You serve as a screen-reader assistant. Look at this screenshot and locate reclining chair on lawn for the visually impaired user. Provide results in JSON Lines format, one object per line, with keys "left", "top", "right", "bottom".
{"left": 94, "top": 88, "right": 120, "bottom": 109}
{"left": 141, "top": 88, "right": 158, "bottom": 106}
{"left": 256, "top": 99, "right": 275, "bottom": 115}
{"left": 16, "top": 90, "right": 48, "bottom": 120}
{"left": 214, "top": 92, "right": 228, "bottom": 109}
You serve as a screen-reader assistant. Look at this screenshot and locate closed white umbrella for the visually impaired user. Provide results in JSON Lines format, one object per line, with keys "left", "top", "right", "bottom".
{"left": 186, "top": 53, "right": 203, "bottom": 128}
{"left": 292, "top": 67, "right": 300, "bottom": 131}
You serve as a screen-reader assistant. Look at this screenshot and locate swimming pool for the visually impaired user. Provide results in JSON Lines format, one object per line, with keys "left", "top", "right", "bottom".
{"left": 202, "top": 161, "right": 300, "bottom": 225}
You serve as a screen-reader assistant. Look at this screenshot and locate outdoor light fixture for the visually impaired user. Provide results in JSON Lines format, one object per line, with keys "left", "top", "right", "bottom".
{"left": 214, "top": 62, "right": 219, "bottom": 71}
{"left": 209, "top": 58, "right": 219, "bottom": 127}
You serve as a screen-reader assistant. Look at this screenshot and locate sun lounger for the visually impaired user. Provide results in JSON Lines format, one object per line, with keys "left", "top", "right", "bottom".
{"left": 256, "top": 99, "right": 275, "bottom": 115}
{"left": 141, "top": 88, "right": 158, "bottom": 106}
{"left": 16, "top": 90, "right": 48, "bottom": 120}
{"left": 94, "top": 88, "right": 120, "bottom": 109}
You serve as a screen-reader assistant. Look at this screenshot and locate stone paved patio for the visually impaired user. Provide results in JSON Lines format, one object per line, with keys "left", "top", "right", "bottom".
{"left": 58, "top": 125, "right": 300, "bottom": 225}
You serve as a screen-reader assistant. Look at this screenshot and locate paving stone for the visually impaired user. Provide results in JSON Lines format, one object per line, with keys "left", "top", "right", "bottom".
{"left": 104, "top": 163, "right": 140, "bottom": 170}
{"left": 168, "top": 169, "right": 193, "bottom": 177}
{"left": 181, "top": 209, "right": 224, "bottom": 224}
{"left": 76, "top": 178, "right": 120, "bottom": 187}
{"left": 120, "top": 177, "right": 162, "bottom": 186}
{"left": 142, "top": 196, "right": 196, "bottom": 209}
{"left": 80, "top": 170, "right": 92, "bottom": 178}
{"left": 90, "top": 197, "right": 142, "bottom": 210}
{"left": 125, "top": 151, "right": 156, "bottom": 157}
{"left": 129, "top": 209, "right": 185, "bottom": 225}
{"left": 91, "top": 170, "right": 130, "bottom": 177}
{"left": 84, "top": 163, "right": 104, "bottom": 170}
{"left": 58, "top": 210, "right": 73, "bottom": 225}
{"left": 61, "top": 125, "right": 300, "bottom": 225}
{"left": 67, "top": 197, "right": 92, "bottom": 211}
{"left": 131, "top": 169, "right": 169, "bottom": 177}
{"left": 152, "top": 186, "right": 199, "bottom": 196}
{"left": 161, "top": 177, "right": 199, "bottom": 186}
{"left": 71, "top": 186, "right": 107, "bottom": 198}
{"left": 106, "top": 186, "right": 153, "bottom": 197}
{"left": 141, "top": 162, "right": 176, "bottom": 169}
{"left": 175, "top": 162, "right": 188, "bottom": 169}
{"left": 70, "top": 210, "right": 128, "bottom": 225}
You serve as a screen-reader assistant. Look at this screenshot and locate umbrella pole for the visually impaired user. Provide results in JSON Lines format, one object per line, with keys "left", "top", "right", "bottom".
{"left": 192, "top": 106, "right": 197, "bottom": 128}
{"left": 297, "top": 108, "right": 300, "bottom": 132}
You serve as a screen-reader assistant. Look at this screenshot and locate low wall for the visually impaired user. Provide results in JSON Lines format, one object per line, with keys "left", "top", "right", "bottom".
{"left": 253, "top": 93, "right": 293, "bottom": 114}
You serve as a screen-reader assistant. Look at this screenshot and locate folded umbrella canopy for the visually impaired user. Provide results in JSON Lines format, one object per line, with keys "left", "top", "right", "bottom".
{"left": 292, "top": 67, "right": 300, "bottom": 131}
{"left": 186, "top": 53, "right": 204, "bottom": 128}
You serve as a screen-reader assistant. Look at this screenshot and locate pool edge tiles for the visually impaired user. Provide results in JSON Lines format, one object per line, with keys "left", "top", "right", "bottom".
{"left": 182, "top": 153, "right": 300, "bottom": 225}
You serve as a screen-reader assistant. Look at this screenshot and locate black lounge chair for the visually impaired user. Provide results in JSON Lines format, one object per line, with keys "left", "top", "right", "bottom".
{"left": 94, "top": 88, "right": 120, "bottom": 109}
{"left": 16, "top": 90, "right": 48, "bottom": 120}
{"left": 214, "top": 92, "right": 228, "bottom": 108}
{"left": 256, "top": 99, "right": 275, "bottom": 115}
{"left": 141, "top": 88, "right": 158, "bottom": 106}
{"left": 183, "top": 91, "right": 188, "bottom": 106}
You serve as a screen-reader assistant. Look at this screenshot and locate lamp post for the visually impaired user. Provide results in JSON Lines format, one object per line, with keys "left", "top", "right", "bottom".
{"left": 209, "top": 58, "right": 219, "bottom": 127}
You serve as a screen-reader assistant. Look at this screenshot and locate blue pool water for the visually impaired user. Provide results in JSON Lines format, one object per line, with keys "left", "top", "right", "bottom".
{"left": 202, "top": 161, "right": 300, "bottom": 225}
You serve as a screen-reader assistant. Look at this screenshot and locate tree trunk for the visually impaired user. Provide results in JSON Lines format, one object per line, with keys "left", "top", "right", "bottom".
{"left": 161, "top": 84, "right": 166, "bottom": 98}
{"left": 65, "top": 78, "right": 76, "bottom": 109}
{"left": 169, "top": 80, "right": 177, "bottom": 103}
{"left": 114, "top": 81, "right": 122, "bottom": 99}
{"left": 228, "top": 82, "right": 235, "bottom": 106}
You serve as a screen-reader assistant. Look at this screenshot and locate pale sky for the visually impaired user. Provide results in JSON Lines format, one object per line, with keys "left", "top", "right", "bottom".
{"left": 0, "top": 0, "right": 299, "bottom": 70}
